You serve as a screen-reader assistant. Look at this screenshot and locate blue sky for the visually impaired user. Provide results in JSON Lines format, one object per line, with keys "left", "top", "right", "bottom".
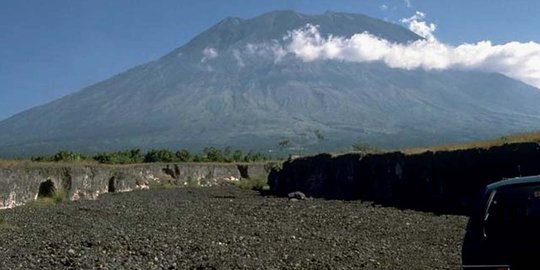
{"left": 1, "top": 0, "right": 539, "bottom": 120}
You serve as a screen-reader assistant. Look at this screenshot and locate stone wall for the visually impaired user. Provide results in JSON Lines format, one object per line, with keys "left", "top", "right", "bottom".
{"left": 0, "top": 162, "right": 270, "bottom": 209}
{"left": 269, "top": 143, "right": 540, "bottom": 215}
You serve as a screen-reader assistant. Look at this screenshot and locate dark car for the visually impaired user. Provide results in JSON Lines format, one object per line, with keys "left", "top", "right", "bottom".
{"left": 462, "top": 175, "right": 540, "bottom": 269}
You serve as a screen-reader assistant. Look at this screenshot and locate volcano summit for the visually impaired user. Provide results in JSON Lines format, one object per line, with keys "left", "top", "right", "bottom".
{"left": 2, "top": 10, "right": 540, "bottom": 156}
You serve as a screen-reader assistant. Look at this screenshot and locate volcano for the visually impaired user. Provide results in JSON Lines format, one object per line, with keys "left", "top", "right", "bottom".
{"left": 2, "top": 10, "right": 540, "bottom": 156}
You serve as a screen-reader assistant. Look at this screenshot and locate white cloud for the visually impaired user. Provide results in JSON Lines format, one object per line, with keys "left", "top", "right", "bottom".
{"left": 201, "top": 47, "right": 218, "bottom": 62}
{"left": 379, "top": 4, "right": 388, "bottom": 11}
{"left": 401, "top": 11, "right": 437, "bottom": 41}
{"left": 278, "top": 15, "right": 540, "bottom": 89}
{"left": 246, "top": 41, "right": 287, "bottom": 62}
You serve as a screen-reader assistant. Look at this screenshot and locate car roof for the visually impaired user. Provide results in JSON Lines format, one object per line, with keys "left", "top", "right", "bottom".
{"left": 486, "top": 175, "right": 540, "bottom": 191}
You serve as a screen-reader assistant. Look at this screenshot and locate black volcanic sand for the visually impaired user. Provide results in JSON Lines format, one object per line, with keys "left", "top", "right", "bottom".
{"left": 0, "top": 186, "right": 468, "bottom": 269}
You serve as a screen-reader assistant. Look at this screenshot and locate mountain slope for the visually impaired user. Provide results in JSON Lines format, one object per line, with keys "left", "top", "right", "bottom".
{"left": 1, "top": 10, "right": 540, "bottom": 156}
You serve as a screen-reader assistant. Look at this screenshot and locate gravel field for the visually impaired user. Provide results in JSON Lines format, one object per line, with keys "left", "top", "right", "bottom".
{"left": 0, "top": 186, "right": 468, "bottom": 269}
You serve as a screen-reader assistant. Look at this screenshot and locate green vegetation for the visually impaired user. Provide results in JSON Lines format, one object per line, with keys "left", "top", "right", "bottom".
{"left": 144, "top": 149, "right": 177, "bottom": 163}
{"left": 26, "top": 192, "right": 66, "bottom": 207}
{"left": 185, "top": 176, "right": 199, "bottom": 187}
{"left": 31, "top": 151, "right": 87, "bottom": 162}
{"left": 29, "top": 147, "right": 276, "bottom": 165}
{"left": 27, "top": 180, "right": 67, "bottom": 207}
{"left": 175, "top": 149, "right": 192, "bottom": 162}
{"left": 26, "top": 191, "right": 66, "bottom": 208}
{"left": 235, "top": 175, "right": 268, "bottom": 191}
{"left": 51, "top": 188, "right": 67, "bottom": 203}
{"left": 94, "top": 149, "right": 144, "bottom": 164}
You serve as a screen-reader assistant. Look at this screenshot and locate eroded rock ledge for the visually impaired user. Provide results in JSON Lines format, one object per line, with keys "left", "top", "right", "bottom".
{"left": 0, "top": 162, "right": 271, "bottom": 209}
{"left": 269, "top": 142, "right": 540, "bottom": 215}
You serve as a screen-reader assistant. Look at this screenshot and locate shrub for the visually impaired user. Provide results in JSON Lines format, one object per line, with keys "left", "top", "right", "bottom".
{"left": 175, "top": 149, "right": 192, "bottom": 162}
{"left": 52, "top": 188, "right": 67, "bottom": 203}
{"left": 94, "top": 149, "right": 144, "bottom": 164}
{"left": 144, "top": 149, "right": 176, "bottom": 163}
{"left": 222, "top": 146, "right": 233, "bottom": 162}
{"left": 31, "top": 151, "right": 87, "bottom": 162}
{"left": 53, "top": 151, "right": 86, "bottom": 162}
{"left": 185, "top": 176, "right": 199, "bottom": 187}
{"left": 232, "top": 150, "right": 244, "bottom": 162}
{"left": 192, "top": 155, "right": 203, "bottom": 162}
{"left": 243, "top": 151, "right": 270, "bottom": 162}
{"left": 203, "top": 147, "right": 226, "bottom": 162}
{"left": 236, "top": 175, "right": 268, "bottom": 191}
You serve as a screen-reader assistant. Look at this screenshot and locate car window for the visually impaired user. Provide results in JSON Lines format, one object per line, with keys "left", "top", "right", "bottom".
{"left": 484, "top": 185, "right": 540, "bottom": 242}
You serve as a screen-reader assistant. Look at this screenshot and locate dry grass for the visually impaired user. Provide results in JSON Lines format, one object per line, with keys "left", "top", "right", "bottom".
{"left": 0, "top": 159, "right": 100, "bottom": 168}
{"left": 325, "top": 131, "right": 540, "bottom": 158}
{"left": 402, "top": 131, "right": 540, "bottom": 155}
{"left": 0, "top": 159, "right": 31, "bottom": 167}
{"left": 24, "top": 188, "right": 67, "bottom": 208}
{"left": 24, "top": 197, "right": 57, "bottom": 208}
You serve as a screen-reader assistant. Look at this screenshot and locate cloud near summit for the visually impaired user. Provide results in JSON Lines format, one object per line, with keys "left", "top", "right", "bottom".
{"left": 267, "top": 12, "right": 540, "bottom": 89}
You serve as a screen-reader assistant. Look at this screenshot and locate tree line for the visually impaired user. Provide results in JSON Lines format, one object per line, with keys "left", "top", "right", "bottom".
{"left": 31, "top": 147, "right": 275, "bottom": 164}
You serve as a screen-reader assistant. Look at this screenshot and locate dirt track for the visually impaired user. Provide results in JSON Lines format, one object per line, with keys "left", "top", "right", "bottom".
{"left": 0, "top": 186, "right": 468, "bottom": 269}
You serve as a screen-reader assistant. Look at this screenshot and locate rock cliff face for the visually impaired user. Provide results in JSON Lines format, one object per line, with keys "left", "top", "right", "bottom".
{"left": 0, "top": 162, "right": 271, "bottom": 209}
{"left": 269, "top": 142, "right": 540, "bottom": 215}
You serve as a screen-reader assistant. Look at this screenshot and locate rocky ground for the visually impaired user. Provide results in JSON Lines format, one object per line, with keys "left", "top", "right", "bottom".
{"left": 0, "top": 186, "right": 468, "bottom": 269}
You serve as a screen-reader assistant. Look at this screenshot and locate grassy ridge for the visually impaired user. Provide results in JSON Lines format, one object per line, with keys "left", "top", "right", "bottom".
{"left": 402, "top": 131, "right": 540, "bottom": 155}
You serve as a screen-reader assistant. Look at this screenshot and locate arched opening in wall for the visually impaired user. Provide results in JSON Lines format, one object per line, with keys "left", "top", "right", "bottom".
{"left": 108, "top": 177, "right": 116, "bottom": 193}
{"left": 237, "top": 165, "right": 249, "bottom": 179}
{"left": 38, "top": 180, "right": 56, "bottom": 198}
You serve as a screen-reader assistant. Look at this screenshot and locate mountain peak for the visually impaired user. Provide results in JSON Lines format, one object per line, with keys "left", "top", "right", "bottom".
{"left": 181, "top": 10, "right": 421, "bottom": 53}
{"left": 218, "top": 16, "right": 244, "bottom": 25}
{"left": 323, "top": 10, "right": 350, "bottom": 16}
{"left": 5, "top": 10, "right": 537, "bottom": 156}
